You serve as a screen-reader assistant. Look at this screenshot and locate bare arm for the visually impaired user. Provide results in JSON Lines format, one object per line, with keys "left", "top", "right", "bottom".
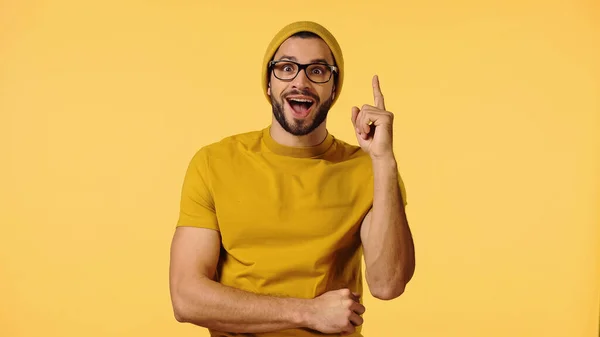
{"left": 169, "top": 226, "right": 312, "bottom": 333}
{"left": 172, "top": 149, "right": 365, "bottom": 334}
{"left": 360, "top": 158, "right": 415, "bottom": 300}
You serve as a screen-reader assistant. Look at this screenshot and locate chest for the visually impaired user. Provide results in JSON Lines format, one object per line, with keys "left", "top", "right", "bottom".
{"left": 209, "top": 154, "right": 374, "bottom": 251}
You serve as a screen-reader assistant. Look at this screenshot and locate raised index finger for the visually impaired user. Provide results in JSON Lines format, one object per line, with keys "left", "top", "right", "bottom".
{"left": 372, "top": 75, "right": 385, "bottom": 110}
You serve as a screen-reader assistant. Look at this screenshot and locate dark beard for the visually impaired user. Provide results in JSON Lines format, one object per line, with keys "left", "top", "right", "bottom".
{"left": 271, "top": 92, "right": 332, "bottom": 136}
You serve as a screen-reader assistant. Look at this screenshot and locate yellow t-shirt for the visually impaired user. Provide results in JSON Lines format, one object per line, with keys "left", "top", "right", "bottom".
{"left": 177, "top": 126, "right": 407, "bottom": 337}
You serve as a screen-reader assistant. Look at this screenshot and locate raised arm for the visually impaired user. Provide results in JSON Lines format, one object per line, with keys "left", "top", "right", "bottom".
{"left": 359, "top": 161, "right": 415, "bottom": 300}
{"left": 168, "top": 226, "right": 365, "bottom": 334}
{"left": 351, "top": 75, "right": 416, "bottom": 300}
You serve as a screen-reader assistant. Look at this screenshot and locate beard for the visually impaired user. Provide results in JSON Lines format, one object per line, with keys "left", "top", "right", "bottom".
{"left": 271, "top": 89, "right": 333, "bottom": 136}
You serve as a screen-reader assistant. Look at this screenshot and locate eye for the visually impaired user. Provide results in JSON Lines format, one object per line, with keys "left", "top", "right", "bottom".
{"left": 310, "top": 65, "right": 327, "bottom": 75}
{"left": 275, "top": 62, "right": 297, "bottom": 73}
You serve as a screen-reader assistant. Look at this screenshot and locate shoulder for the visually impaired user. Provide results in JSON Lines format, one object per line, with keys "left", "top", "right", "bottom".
{"left": 189, "top": 129, "right": 264, "bottom": 164}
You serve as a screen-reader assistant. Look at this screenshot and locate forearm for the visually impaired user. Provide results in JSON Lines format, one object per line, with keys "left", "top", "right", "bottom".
{"left": 363, "top": 157, "right": 415, "bottom": 299}
{"left": 172, "top": 276, "right": 311, "bottom": 333}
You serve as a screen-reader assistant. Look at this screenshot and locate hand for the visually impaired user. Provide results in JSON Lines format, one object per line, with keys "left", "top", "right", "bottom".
{"left": 305, "top": 288, "right": 365, "bottom": 335}
{"left": 351, "top": 75, "right": 395, "bottom": 160}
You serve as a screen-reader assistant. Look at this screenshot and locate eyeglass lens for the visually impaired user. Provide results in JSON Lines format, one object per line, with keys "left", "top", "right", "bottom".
{"left": 272, "top": 62, "right": 332, "bottom": 83}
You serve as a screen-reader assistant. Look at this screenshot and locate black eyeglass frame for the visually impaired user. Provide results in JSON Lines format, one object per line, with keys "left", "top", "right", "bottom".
{"left": 268, "top": 60, "right": 338, "bottom": 84}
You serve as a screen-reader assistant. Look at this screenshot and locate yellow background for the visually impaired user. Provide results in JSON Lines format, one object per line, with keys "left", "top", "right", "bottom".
{"left": 1, "top": 0, "right": 599, "bottom": 336}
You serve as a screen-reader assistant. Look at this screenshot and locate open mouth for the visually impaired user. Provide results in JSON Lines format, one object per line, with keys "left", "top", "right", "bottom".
{"left": 286, "top": 96, "right": 315, "bottom": 117}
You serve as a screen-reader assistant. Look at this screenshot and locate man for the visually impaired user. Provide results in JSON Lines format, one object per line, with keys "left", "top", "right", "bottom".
{"left": 169, "top": 21, "right": 415, "bottom": 337}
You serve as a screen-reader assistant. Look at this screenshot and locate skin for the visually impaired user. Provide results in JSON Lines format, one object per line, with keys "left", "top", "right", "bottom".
{"left": 267, "top": 36, "right": 336, "bottom": 147}
{"left": 169, "top": 36, "right": 366, "bottom": 336}
{"left": 169, "top": 34, "right": 416, "bottom": 336}
{"left": 268, "top": 36, "right": 416, "bottom": 298}
{"left": 352, "top": 76, "right": 416, "bottom": 299}
{"left": 169, "top": 227, "right": 365, "bottom": 335}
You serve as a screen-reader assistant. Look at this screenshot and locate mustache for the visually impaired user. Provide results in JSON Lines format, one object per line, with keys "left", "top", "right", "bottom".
{"left": 282, "top": 89, "right": 320, "bottom": 103}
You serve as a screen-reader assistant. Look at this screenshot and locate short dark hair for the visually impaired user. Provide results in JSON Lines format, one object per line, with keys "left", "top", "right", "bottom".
{"left": 290, "top": 31, "right": 321, "bottom": 39}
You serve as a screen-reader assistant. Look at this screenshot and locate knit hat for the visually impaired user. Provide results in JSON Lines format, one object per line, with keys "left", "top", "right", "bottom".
{"left": 261, "top": 21, "right": 344, "bottom": 107}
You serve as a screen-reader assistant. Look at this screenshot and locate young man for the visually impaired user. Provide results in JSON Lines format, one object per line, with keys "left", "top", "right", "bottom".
{"left": 169, "top": 21, "right": 415, "bottom": 337}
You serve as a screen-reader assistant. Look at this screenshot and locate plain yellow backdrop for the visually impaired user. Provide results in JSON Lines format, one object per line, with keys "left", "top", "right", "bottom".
{"left": 1, "top": 0, "right": 599, "bottom": 336}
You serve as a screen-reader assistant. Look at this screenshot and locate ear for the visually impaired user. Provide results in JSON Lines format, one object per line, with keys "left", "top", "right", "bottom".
{"left": 267, "top": 81, "right": 271, "bottom": 96}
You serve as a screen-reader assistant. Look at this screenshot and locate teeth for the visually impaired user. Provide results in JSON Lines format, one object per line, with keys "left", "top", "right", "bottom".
{"left": 289, "top": 98, "right": 312, "bottom": 103}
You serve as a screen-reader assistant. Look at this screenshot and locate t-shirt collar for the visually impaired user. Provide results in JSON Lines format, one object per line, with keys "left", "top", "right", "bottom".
{"left": 262, "top": 125, "right": 334, "bottom": 158}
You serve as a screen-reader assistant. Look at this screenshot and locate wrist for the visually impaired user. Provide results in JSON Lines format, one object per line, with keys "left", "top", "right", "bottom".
{"left": 371, "top": 155, "right": 397, "bottom": 170}
{"left": 289, "top": 298, "right": 315, "bottom": 329}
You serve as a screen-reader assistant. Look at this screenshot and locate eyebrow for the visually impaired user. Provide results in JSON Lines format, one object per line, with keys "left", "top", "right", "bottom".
{"left": 277, "top": 55, "right": 332, "bottom": 64}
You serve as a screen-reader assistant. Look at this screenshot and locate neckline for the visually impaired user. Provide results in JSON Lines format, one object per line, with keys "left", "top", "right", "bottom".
{"left": 262, "top": 126, "right": 334, "bottom": 158}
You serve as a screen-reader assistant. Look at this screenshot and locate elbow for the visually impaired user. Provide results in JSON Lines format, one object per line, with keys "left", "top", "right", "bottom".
{"left": 173, "top": 311, "right": 187, "bottom": 323}
{"left": 172, "top": 297, "right": 191, "bottom": 323}
{"left": 171, "top": 287, "right": 200, "bottom": 324}
{"left": 170, "top": 277, "right": 213, "bottom": 326}
{"left": 369, "top": 270, "right": 414, "bottom": 300}
{"left": 370, "top": 283, "right": 406, "bottom": 300}
{"left": 171, "top": 291, "right": 211, "bottom": 327}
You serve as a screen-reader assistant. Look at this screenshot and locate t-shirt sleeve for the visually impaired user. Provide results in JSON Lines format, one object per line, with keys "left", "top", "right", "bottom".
{"left": 176, "top": 148, "right": 219, "bottom": 231}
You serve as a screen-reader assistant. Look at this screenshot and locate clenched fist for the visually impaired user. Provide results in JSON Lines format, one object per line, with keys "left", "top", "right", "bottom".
{"left": 305, "top": 288, "right": 365, "bottom": 335}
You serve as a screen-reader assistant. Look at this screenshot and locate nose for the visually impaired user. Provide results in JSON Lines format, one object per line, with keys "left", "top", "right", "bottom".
{"left": 291, "top": 68, "right": 311, "bottom": 89}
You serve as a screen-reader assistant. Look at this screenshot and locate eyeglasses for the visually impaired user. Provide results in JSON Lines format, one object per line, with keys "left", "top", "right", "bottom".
{"left": 268, "top": 60, "right": 338, "bottom": 84}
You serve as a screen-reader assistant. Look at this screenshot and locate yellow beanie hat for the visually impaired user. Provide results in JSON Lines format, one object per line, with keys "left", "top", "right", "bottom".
{"left": 261, "top": 21, "right": 344, "bottom": 106}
